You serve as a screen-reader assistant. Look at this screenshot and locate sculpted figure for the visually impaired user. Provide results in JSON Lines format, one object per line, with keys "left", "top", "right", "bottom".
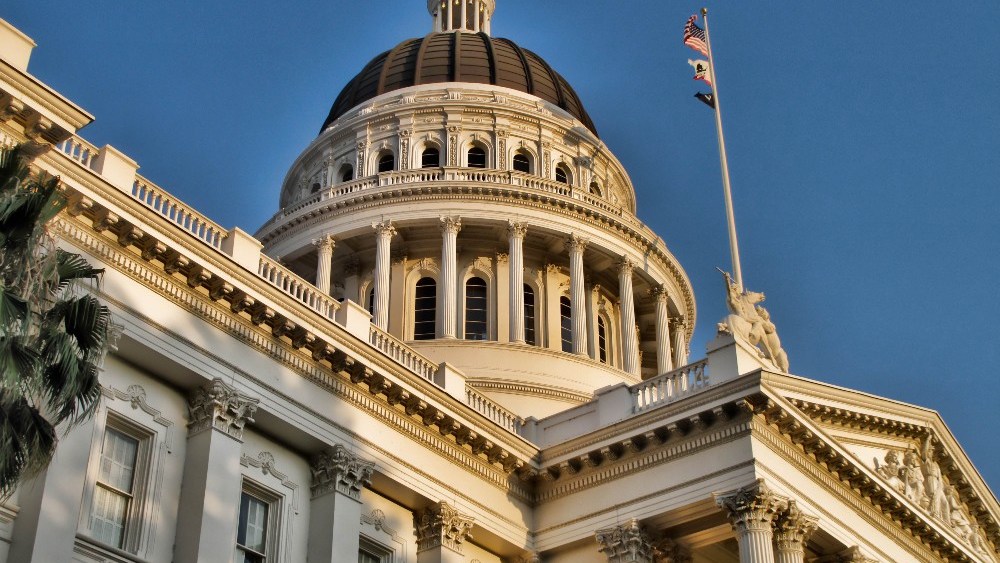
{"left": 946, "top": 485, "right": 973, "bottom": 540}
{"left": 921, "top": 438, "right": 949, "bottom": 519}
{"left": 873, "top": 450, "right": 905, "bottom": 493}
{"left": 901, "top": 449, "right": 925, "bottom": 504}
{"left": 717, "top": 270, "right": 790, "bottom": 372}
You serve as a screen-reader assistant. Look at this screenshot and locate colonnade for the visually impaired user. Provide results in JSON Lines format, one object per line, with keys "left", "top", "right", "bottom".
{"left": 310, "top": 217, "right": 690, "bottom": 375}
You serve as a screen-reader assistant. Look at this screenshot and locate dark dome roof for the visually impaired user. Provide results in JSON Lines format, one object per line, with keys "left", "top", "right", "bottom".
{"left": 320, "top": 32, "right": 598, "bottom": 136}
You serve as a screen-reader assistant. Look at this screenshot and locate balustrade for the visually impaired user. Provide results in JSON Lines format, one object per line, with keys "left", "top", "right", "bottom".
{"left": 466, "top": 386, "right": 524, "bottom": 435}
{"left": 258, "top": 254, "right": 339, "bottom": 320}
{"left": 368, "top": 324, "right": 438, "bottom": 381}
{"left": 631, "top": 359, "right": 709, "bottom": 413}
{"left": 132, "top": 176, "right": 228, "bottom": 249}
{"left": 56, "top": 136, "right": 99, "bottom": 170}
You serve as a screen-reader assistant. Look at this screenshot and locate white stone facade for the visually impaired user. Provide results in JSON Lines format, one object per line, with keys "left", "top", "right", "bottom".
{"left": 1, "top": 7, "right": 998, "bottom": 563}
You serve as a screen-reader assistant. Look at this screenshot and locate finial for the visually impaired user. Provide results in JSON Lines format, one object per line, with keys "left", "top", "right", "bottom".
{"left": 428, "top": 0, "right": 495, "bottom": 36}
{"left": 701, "top": 7, "right": 708, "bottom": 16}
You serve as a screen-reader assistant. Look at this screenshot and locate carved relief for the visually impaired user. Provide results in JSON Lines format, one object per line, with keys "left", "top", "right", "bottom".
{"left": 496, "top": 129, "right": 508, "bottom": 170}
{"left": 415, "top": 502, "right": 475, "bottom": 553}
{"left": 399, "top": 129, "right": 411, "bottom": 169}
{"left": 187, "top": 378, "right": 259, "bottom": 440}
{"left": 310, "top": 444, "right": 375, "bottom": 500}
{"left": 594, "top": 518, "right": 655, "bottom": 563}
{"left": 870, "top": 437, "right": 991, "bottom": 554}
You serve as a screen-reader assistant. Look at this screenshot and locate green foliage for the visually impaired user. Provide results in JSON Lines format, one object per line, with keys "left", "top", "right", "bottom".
{"left": 0, "top": 145, "right": 110, "bottom": 497}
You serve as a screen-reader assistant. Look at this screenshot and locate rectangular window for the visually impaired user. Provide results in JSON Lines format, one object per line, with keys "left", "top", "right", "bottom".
{"left": 358, "top": 549, "right": 382, "bottom": 563}
{"left": 90, "top": 428, "right": 139, "bottom": 548}
{"left": 237, "top": 482, "right": 279, "bottom": 563}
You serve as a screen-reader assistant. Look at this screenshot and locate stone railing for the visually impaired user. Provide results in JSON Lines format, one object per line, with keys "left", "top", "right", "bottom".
{"left": 631, "top": 359, "right": 709, "bottom": 413}
{"left": 466, "top": 386, "right": 524, "bottom": 435}
{"left": 132, "top": 175, "right": 229, "bottom": 249}
{"left": 261, "top": 167, "right": 629, "bottom": 233}
{"left": 368, "top": 324, "right": 438, "bottom": 382}
{"left": 56, "top": 136, "right": 100, "bottom": 170}
{"left": 258, "top": 254, "right": 339, "bottom": 320}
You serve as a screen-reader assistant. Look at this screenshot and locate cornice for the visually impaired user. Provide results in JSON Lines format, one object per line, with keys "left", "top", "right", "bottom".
{"left": 467, "top": 379, "right": 592, "bottom": 405}
{"left": 0, "top": 59, "right": 93, "bottom": 132}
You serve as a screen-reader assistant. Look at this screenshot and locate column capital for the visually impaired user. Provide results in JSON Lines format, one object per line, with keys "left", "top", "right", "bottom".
{"left": 669, "top": 315, "right": 687, "bottom": 330}
{"left": 617, "top": 257, "right": 634, "bottom": 276}
{"left": 440, "top": 215, "right": 463, "bottom": 235}
{"left": 309, "top": 444, "right": 375, "bottom": 500}
{"left": 372, "top": 220, "right": 396, "bottom": 238}
{"left": 312, "top": 233, "right": 336, "bottom": 251}
{"left": 187, "top": 378, "right": 259, "bottom": 441}
{"left": 715, "top": 479, "right": 789, "bottom": 534}
{"left": 566, "top": 233, "right": 589, "bottom": 254}
{"left": 595, "top": 518, "right": 655, "bottom": 563}
{"left": 649, "top": 284, "right": 670, "bottom": 303}
{"left": 495, "top": 251, "right": 509, "bottom": 264}
{"left": 415, "top": 501, "right": 475, "bottom": 553}
{"left": 507, "top": 220, "right": 528, "bottom": 239}
{"left": 773, "top": 500, "right": 818, "bottom": 554}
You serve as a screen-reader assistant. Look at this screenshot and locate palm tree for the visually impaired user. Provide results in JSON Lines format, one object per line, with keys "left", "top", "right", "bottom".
{"left": 0, "top": 145, "right": 110, "bottom": 497}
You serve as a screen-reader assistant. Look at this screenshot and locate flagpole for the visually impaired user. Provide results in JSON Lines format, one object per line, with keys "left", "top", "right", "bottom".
{"left": 701, "top": 8, "right": 744, "bottom": 292}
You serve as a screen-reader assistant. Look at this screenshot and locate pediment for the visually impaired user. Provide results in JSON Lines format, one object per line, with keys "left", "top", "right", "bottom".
{"left": 756, "top": 373, "right": 1000, "bottom": 561}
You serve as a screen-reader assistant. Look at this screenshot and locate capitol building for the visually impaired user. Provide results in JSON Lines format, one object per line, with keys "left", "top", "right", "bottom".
{"left": 1, "top": 2, "right": 998, "bottom": 562}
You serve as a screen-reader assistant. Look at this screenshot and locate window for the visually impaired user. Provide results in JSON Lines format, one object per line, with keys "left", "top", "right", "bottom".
{"left": 597, "top": 316, "right": 608, "bottom": 363}
{"left": 90, "top": 428, "right": 140, "bottom": 549}
{"left": 560, "top": 296, "right": 572, "bottom": 353}
{"left": 512, "top": 151, "right": 531, "bottom": 173}
{"left": 421, "top": 147, "right": 440, "bottom": 168}
{"left": 589, "top": 181, "right": 602, "bottom": 196}
{"left": 414, "top": 277, "right": 437, "bottom": 340}
{"left": 465, "top": 277, "right": 488, "bottom": 340}
{"left": 367, "top": 286, "right": 375, "bottom": 316}
{"left": 523, "top": 284, "right": 536, "bottom": 345}
{"left": 340, "top": 164, "right": 354, "bottom": 182}
{"left": 358, "top": 550, "right": 382, "bottom": 563}
{"left": 555, "top": 164, "right": 571, "bottom": 184}
{"left": 236, "top": 485, "right": 276, "bottom": 563}
{"left": 467, "top": 146, "right": 487, "bottom": 168}
{"left": 377, "top": 153, "right": 394, "bottom": 173}
{"left": 311, "top": 182, "right": 321, "bottom": 193}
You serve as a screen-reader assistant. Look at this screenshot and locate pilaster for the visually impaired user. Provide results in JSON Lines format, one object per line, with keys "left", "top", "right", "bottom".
{"left": 307, "top": 445, "right": 376, "bottom": 563}
{"left": 175, "top": 379, "right": 259, "bottom": 563}
{"left": 415, "top": 502, "right": 474, "bottom": 563}
{"left": 715, "top": 480, "right": 788, "bottom": 563}
{"left": 594, "top": 518, "right": 655, "bottom": 563}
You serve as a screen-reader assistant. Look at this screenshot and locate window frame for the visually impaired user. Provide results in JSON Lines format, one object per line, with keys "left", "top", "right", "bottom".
{"left": 464, "top": 277, "right": 489, "bottom": 340}
{"left": 236, "top": 479, "right": 281, "bottom": 563}
{"left": 339, "top": 164, "right": 354, "bottom": 183}
{"left": 560, "top": 296, "right": 573, "bottom": 353}
{"left": 523, "top": 283, "right": 536, "bottom": 346}
{"left": 413, "top": 276, "right": 438, "bottom": 340}
{"left": 512, "top": 151, "right": 532, "bottom": 173}
{"left": 376, "top": 151, "right": 395, "bottom": 173}
{"left": 555, "top": 163, "right": 572, "bottom": 185}
{"left": 466, "top": 145, "right": 487, "bottom": 168}
{"left": 420, "top": 146, "right": 440, "bottom": 168}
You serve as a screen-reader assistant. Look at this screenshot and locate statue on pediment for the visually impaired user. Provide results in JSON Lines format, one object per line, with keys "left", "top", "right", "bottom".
{"left": 921, "top": 438, "right": 949, "bottom": 520}
{"left": 873, "top": 450, "right": 905, "bottom": 493}
{"left": 900, "top": 449, "right": 925, "bottom": 504}
{"left": 717, "top": 270, "right": 790, "bottom": 372}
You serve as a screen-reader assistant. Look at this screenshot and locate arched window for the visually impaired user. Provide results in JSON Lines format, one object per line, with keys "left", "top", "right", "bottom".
{"left": 523, "top": 284, "right": 536, "bottom": 346}
{"left": 421, "top": 147, "right": 440, "bottom": 168}
{"left": 377, "top": 153, "right": 395, "bottom": 173}
{"left": 560, "top": 296, "right": 572, "bottom": 353}
{"left": 465, "top": 277, "right": 488, "bottom": 340}
{"left": 340, "top": 164, "right": 354, "bottom": 183}
{"left": 311, "top": 182, "right": 321, "bottom": 194}
{"left": 597, "top": 316, "right": 608, "bottom": 363}
{"left": 366, "top": 286, "right": 375, "bottom": 316}
{"left": 512, "top": 151, "right": 531, "bottom": 173}
{"left": 555, "top": 164, "right": 571, "bottom": 185}
{"left": 589, "top": 181, "right": 602, "bottom": 196}
{"left": 414, "top": 277, "right": 436, "bottom": 340}
{"left": 467, "top": 146, "right": 487, "bottom": 168}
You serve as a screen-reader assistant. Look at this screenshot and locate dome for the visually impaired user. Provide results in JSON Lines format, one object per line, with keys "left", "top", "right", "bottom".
{"left": 319, "top": 32, "right": 598, "bottom": 136}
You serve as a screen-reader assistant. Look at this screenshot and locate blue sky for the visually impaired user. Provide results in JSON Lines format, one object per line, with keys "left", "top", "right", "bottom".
{"left": 6, "top": 2, "right": 999, "bottom": 493}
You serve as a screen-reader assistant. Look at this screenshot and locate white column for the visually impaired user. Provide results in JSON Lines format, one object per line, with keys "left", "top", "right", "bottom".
{"left": 652, "top": 285, "right": 673, "bottom": 374}
{"left": 175, "top": 380, "right": 260, "bottom": 563}
{"left": 440, "top": 216, "right": 462, "bottom": 339}
{"left": 416, "top": 502, "right": 475, "bottom": 563}
{"left": 715, "top": 480, "right": 787, "bottom": 563}
{"left": 773, "top": 501, "right": 818, "bottom": 563}
{"left": 460, "top": 0, "right": 467, "bottom": 31}
{"left": 313, "top": 234, "right": 335, "bottom": 295}
{"left": 508, "top": 221, "right": 527, "bottom": 343}
{"left": 372, "top": 221, "right": 396, "bottom": 329}
{"left": 618, "top": 258, "right": 639, "bottom": 374}
{"left": 566, "top": 234, "right": 589, "bottom": 355}
{"left": 672, "top": 316, "right": 688, "bottom": 367}
{"left": 308, "top": 445, "right": 375, "bottom": 563}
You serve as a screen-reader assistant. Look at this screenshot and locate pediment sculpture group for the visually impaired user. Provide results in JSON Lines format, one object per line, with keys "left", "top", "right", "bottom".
{"left": 872, "top": 437, "right": 989, "bottom": 553}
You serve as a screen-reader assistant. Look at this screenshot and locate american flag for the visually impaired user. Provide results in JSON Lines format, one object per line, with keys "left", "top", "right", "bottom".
{"left": 683, "top": 15, "right": 709, "bottom": 56}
